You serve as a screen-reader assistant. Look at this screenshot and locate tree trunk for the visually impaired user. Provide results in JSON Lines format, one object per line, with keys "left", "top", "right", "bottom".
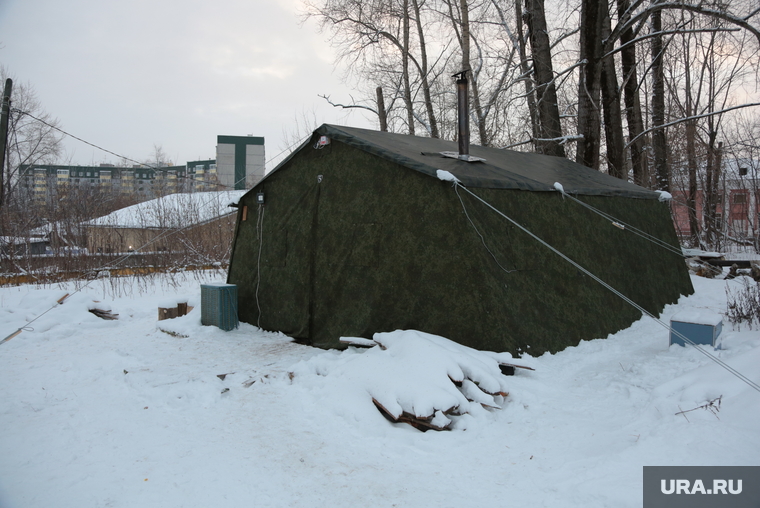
{"left": 599, "top": 1, "right": 626, "bottom": 179}
{"left": 523, "top": 0, "right": 565, "bottom": 157}
{"left": 703, "top": 133, "right": 720, "bottom": 247}
{"left": 651, "top": 6, "right": 669, "bottom": 191}
{"left": 576, "top": 0, "right": 603, "bottom": 170}
{"left": 402, "top": 0, "right": 415, "bottom": 135}
{"left": 459, "top": 0, "right": 471, "bottom": 73}
{"left": 682, "top": 45, "right": 699, "bottom": 246}
{"left": 616, "top": 0, "right": 648, "bottom": 186}
{"left": 686, "top": 118, "right": 700, "bottom": 246}
{"left": 470, "top": 72, "right": 489, "bottom": 146}
{"left": 376, "top": 87, "right": 388, "bottom": 132}
{"left": 515, "top": 0, "right": 540, "bottom": 149}
{"left": 411, "top": 0, "right": 439, "bottom": 138}
{"left": 457, "top": 0, "right": 490, "bottom": 146}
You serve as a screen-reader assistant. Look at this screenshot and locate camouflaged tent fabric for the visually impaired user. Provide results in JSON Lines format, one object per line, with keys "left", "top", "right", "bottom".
{"left": 227, "top": 128, "right": 693, "bottom": 355}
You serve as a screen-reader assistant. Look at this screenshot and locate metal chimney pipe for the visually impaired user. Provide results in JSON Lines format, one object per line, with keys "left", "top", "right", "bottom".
{"left": 454, "top": 71, "right": 470, "bottom": 159}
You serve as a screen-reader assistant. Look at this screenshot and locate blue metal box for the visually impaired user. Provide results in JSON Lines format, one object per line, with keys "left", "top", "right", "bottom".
{"left": 669, "top": 311, "right": 722, "bottom": 348}
{"left": 201, "top": 283, "right": 239, "bottom": 331}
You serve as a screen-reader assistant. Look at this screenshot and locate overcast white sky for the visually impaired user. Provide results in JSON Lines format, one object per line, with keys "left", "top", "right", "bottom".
{"left": 0, "top": 0, "right": 375, "bottom": 170}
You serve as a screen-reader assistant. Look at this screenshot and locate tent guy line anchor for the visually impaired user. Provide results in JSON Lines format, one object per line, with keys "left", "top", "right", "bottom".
{"left": 445, "top": 176, "right": 760, "bottom": 394}
{"left": 553, "top": 181, "right": 685, "bottom": 258}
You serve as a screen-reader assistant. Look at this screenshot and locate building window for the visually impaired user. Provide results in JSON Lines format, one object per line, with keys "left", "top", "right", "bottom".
{"left": 740, "top": 167, "right": 748, "bottom": 176}
{"left": 734, "top": 193, "right": 748, "bottom": 204}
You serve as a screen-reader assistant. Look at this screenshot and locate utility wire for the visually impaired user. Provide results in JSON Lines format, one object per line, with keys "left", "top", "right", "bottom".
{"left": 2, "top": 109, "right": 311, "bottom": 346}
{"left": 9, "top": 108, "right": 308, "bottom": 191}
{"left": 453, "top": 181, "right": 760, "bottom": 394}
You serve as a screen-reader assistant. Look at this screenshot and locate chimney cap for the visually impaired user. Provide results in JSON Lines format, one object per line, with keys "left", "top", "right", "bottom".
{"left": 452, "top": 70, "right": 469, "bottom": 81}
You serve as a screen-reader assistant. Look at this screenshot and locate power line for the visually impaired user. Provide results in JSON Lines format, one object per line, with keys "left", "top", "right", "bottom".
{"left": 9, "top": 108, "right": 308, "bottom": 191}
{"left": 1, "top": 111, "right": 311, "bottom": 345}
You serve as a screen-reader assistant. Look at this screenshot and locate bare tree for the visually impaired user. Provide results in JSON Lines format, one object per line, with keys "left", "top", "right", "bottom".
{"left": 0, "top": 66, "right": 63, "bottom": 206}
{"left": 523, "top": 0, "right": 566, "bottom": 157}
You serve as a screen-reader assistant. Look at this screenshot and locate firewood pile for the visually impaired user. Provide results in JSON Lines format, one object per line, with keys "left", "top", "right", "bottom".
{"left": 338, "top": 330, "right": 534, "bottom": 432}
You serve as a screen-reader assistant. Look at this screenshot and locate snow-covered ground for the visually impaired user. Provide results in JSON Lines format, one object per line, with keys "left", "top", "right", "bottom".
{"left": 0, "top": 272, "right": 758, "bottom": 508}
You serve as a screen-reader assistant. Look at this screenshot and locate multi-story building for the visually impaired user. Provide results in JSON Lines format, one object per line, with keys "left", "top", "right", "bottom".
{"left": 20, "top": 161, "right": 225, "bottom": 203}
{"left": 670, "top": 159, "right": 760, "bottom": 244}
{"left": 216, "top": 135, "right": 265, "bottom": 190}
{"left": 187, "top": 159, "right": 221, "bottom": 192}
{"left": 20, "top": 135, "right": 265, "bottom": 202}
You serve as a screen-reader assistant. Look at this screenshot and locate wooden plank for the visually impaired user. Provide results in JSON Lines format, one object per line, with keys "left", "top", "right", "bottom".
{"left": 0, "top": 329, "right": 22, "bottom": 345}
{"left": 158, "top": 307, "right": 178, "bottom": 321}
{"left": 339, "top": 337, "right": 377, "bottom": 348}
{"left": 705, "top": 259, "right": 752, "bottom": 268}
{"left": 498, "top": 361, "right": 535, "bottom": 371}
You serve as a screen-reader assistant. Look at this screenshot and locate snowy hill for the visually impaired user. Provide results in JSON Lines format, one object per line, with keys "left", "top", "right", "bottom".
{"left": 0, "top": 273, "right": 758, "bottom": 507}
{"left": 85, "top": 191, "right": 246, "bottom": 229}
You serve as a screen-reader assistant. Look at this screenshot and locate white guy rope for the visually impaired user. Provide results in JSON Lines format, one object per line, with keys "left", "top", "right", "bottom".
{"left": 452, "top": 181, "right": 760, "bottom": 394}
{"left": 553, "top": 183, "right": 686, "bottom": 258}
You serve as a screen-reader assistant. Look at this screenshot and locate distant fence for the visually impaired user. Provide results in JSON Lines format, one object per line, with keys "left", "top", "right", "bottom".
{"left": 0, "top": 252, "right": 228, "bottom": 286}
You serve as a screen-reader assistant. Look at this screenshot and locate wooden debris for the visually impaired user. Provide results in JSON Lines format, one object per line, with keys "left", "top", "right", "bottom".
{"left": 217, "top": 373, "right": 235, "bottom": 381}
{"left": 372, "top": 398, "right": 452, "bottom": 432}
{"left": 339, "top": 336, "right": 378, "bottom": 348}
{"left": 497, "top": 361, "right": 535, "bottom": 376}
{"left": 340, "top": 331, "right": 529, "bottom": 432}
{"left": 89, "top": 308, "right": 119, "bottom": 320}
{"left": 0, "top": 329, "right": 23, "bottom": 345}
{"left": 158, "top": 328, "right": 189, "bottom": 338}
{"left": 158, "top": 304, "right": 194, "bottom": 321}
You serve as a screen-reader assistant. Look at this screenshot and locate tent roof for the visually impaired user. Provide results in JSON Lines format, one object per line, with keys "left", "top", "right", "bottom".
{"left": 270, "top": 124, "right": 657, "bottom": 198}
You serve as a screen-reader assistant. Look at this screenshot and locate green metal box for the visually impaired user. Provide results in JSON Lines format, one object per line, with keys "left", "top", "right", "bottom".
{"left": 201, "top": 283, "right": 239, "bottom": 331}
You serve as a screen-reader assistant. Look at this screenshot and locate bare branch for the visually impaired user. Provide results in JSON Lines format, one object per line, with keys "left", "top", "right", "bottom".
{"left": 607, "top": 2, "right": 760, "bottom": 51}
{"left": 318, "top": 94, "right": 379, "bottom": 115}
{"left": 603, "top": 27, "right": 740, "bottom": 60}
{"left": 626, "top": 102, "right": 760, "bottom": 149}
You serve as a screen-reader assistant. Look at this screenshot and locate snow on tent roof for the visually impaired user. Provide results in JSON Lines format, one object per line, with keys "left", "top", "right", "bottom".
{"left": 268, "top": 124, "right": 658, "bottom": 198}
{"left": 86, "top": 191, "right": 246, "bottom": 229}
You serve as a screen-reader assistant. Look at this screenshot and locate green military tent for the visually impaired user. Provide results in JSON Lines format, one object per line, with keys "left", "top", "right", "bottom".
{"left": 227, "top": 124, "right": 693, "bottom": 355}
